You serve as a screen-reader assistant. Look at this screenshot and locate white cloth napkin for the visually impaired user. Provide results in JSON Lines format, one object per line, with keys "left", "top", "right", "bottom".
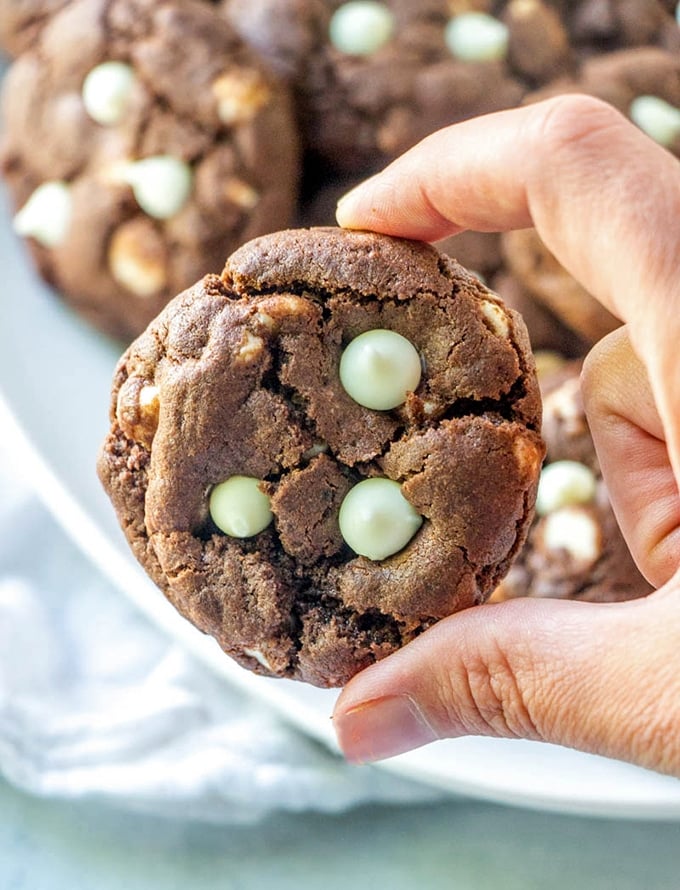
{"left": 0, "top": 441, "right": 438, "bottom": 824}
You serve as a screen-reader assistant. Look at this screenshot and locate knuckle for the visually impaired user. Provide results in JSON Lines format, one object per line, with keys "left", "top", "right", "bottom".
{"left": 579, "top": 328, "right": 628, "bottom": 416}
{"left": 433, "top": 639, "right": 543, "bottom": 741}
{"left": 531, "top": 94, "right": 626, "bottom": 159}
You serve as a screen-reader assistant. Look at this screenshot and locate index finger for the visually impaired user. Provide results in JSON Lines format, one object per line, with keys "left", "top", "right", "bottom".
{"left": 336, "top": 95, "right": 680, "bottom": 484}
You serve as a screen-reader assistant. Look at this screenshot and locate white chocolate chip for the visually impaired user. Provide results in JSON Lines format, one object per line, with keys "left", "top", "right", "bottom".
{"left": 275, "top": 295, "right": 309, "bottom": 315}
{"left": 445, "top": 12, "right": 509, "bottom": 62}
{"left": 209, "top": 476, "right": 273, "bottom": 538}
{"left": 139, "top": 384, "right": 160, "bottom": 413}
{"left": 509, "top": 0, "right": 541, "bottom": 18}
{"left": 536, "top": 460, "right": 597, "bottom": 516}
{"left": 116, "top": 378, "right": 160, "bottom": 446}
{"left": 339, "top": 329, "right": 422, "bottom": 411}
{"left": 480, "top": 299, "right": 510, "bottom": 337}
{"left": 329, "top": 1, "right": 395, "bottom": 56}
{"left": 13, "top": 181, "right": 72, "bottom": 248}
{"left": 108, "top": 223, "right": 167, "bottom": 297}
{"left": 513, "top": 434, "right": 543, "bottom": 477}
{"left": 243, "top": 647, "right": 273, "bottom": 671}
{"left": 302, "top": 442, "right": 329, "bottom": 461}
{"left": 254, "top": 312, "right": 277, "bottom": 331}
{"left": 120, "top": 156, "right": 193, "bottom": 220}
{"left": 237, "top": 331, "right": 265, "bottom": 362}
{"left": 137, "top": 384, "right": 161, "bottom": 436}
{"left": 533, "top": 349, "right": 566, "bottom": 379}
{"left": 629, "top": 95, "right": 680, "bottom": 148}
{"left": 223, "top": 177, "right": 259, "bottom": 209}
{"left": 542, "top": 377, "right": 581, "bottom": 423}
{"left": 542, "top": 506, "right": 602, "bottom": 566}
{"left": 213, "top": 69, "right": 272, "bottom": 125}
{"left": 82, "top": 61, "right": 136, "bottom": 126}
{"left": 339, "top": 477, "right": 423, "bottom": 561}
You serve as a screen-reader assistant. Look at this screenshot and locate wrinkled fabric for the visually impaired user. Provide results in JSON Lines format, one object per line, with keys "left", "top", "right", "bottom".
{"left": 0, "top": 439, "right": 438, "bottom": 824}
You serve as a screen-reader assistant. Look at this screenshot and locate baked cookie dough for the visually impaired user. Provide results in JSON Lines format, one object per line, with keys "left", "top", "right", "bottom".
{"left": 490, "top": 268, "right": 590, "bottom": 357}
{"left": 1, "top": 0, "right": 299, "bottom": 341}
{"left": 491, "top": 359, "right": 653, "bottom": 603}
{"left": 565, "top": 0, "right": 680, "bottom": 54}
{"left": 98, "top": 227, "right": 545, "bottom": 687}
{"left": 501, "top": 228, "right": 621, "bottom": 346}
{"left": 0, "top": 0, "right": 69, "bottom": 56}
{"left": 221, "top": 0, "right": 575, "bottom": 171}
{"left": 527, "top": 46, "right": 680, "bottom": 156}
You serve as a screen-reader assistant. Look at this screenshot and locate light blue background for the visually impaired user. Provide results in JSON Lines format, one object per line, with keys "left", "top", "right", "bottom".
{"left": 3, "top": 778, "right": 680, "bottom": 890}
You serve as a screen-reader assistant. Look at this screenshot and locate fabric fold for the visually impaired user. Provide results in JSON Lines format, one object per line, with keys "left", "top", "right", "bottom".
{"left": 0, "top": 443, "right": 439, "bottom": 823}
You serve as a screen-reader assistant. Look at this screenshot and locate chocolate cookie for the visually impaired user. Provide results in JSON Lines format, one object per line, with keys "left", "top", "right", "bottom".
{"left": 490, "top": 268, "right": 590, "bottom": 357}
{"left": 295, "top": 168, "right": 508, "bottom": 280}
{"left": 222, "top": 0, "right": 575, "bottom": 172}
{"left": 0, "top": 0, "right": 69, "bottom": 56}
{"left": 1, "top": 0, "right": 299, "bottom": 341}
{"left": 98, "top": 227, "right": 545, "bottom": 687}
{"left": 501, "top": 228, "right": 621, "bottom": 346}
{"left": 500, "top": 49, "right": 680, "bottom": 345}
{"left": 565, "top": 0, "right": 680, "bottom": 54}
{"left": 491, "top": 359, "right": 653, "bottom": 603}
{"left": 527, "top": 46, "right": 680, "bottom": 156}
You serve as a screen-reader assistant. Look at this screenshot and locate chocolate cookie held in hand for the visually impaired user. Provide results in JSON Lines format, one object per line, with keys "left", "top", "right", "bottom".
{"left": 491, "top": 359, "right": 653, "bottom": 604}
{"left": 98, "top": 227, "right": 545, "bottom": 687}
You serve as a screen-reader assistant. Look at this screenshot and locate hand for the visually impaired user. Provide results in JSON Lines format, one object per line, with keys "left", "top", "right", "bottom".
{"left": 332, "top": 95, "right": 680, "bottom": 775}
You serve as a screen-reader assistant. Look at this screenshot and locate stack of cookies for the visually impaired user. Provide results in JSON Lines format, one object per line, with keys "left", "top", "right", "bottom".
{"left": 1, "top": 0, "right": 672, "bottom": 684}
{"left": 0, "top": 0, "right": 300, "bottom": 339}
{"left": 3, "top": 0, "right": 679, "bottom": 341}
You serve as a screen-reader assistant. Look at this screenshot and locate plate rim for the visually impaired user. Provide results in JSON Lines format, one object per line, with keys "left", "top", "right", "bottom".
{"left": 3, "top": 393, "right": 680, "bottom": 821}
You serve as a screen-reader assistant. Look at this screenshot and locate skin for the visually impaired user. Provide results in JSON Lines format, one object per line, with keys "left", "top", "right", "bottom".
{"left": 332, "top": 95, "right": 680, "bottom": 775}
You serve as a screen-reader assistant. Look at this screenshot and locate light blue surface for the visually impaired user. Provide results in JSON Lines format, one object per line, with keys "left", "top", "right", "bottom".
{"left": 2, "top": 779, "right": 680, "bottom": 890}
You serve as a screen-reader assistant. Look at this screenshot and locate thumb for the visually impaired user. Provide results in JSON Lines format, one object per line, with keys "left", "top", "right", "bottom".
{"left": 333, "top": 589, "right": 680, "bottom": 774}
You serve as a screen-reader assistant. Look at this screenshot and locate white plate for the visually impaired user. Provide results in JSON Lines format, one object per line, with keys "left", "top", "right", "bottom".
{"left": 3, "top": 181, "right": 680, "bottom": 821}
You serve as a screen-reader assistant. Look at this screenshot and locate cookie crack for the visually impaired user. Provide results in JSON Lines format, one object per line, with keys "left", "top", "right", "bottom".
{"left": 291, "top": 595, "right": 409, "bottom": 670}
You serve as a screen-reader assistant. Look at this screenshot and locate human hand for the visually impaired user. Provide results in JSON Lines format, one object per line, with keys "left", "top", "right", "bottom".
{"left": 332, "top": 95, "right": 680, "bottom": 775}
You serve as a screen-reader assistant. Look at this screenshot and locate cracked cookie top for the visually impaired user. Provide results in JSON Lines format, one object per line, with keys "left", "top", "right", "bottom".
{"left": 1, "top": 0, "right": 299, "bottom": 341}
{"left": 98, "top": 227, "right": 544, "bottom": 687}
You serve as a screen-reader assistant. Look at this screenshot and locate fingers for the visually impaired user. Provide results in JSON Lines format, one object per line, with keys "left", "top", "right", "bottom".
{"left": 333, "top": 591, "right": 680, "bottom": 774}
{"left": 333, "top": 94, "right": 680, "bottom": 775}
{"left": 336, "top": 96, "right": 680, "bottom": 481}
{"left": 334, "top": 329, "right": 680, "bottom": 771}
{"left": 336, "top": 95, "right": 679, "bottom": 331}
{"left": 582, "top": 327, "right": 680, "bottom": 589}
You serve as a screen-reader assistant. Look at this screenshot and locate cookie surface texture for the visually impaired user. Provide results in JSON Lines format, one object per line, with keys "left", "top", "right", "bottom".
{"left": 491, "top": 359, "right": 653, "bottom": 604}
{"left": 98, "top": 227, "right": 544, "bottom": 687}
{"left": 1, "top": 0, "right": 299, "bottom": 341}
{"left": 223, "top": 0, "right": 566, "bottom": 172}
{"left": 0, "top": 0, "right": 70, "bottom": 56}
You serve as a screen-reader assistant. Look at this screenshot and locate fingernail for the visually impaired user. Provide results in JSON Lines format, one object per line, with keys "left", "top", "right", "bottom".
{"left": 334, "top": 694, "right": 439, "bottom": 764}
{"left": 335, "top": 184, "right": 363, "bottom": 226}
{"left": 336, "top": 176, "right": 379, "bottom": 226}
